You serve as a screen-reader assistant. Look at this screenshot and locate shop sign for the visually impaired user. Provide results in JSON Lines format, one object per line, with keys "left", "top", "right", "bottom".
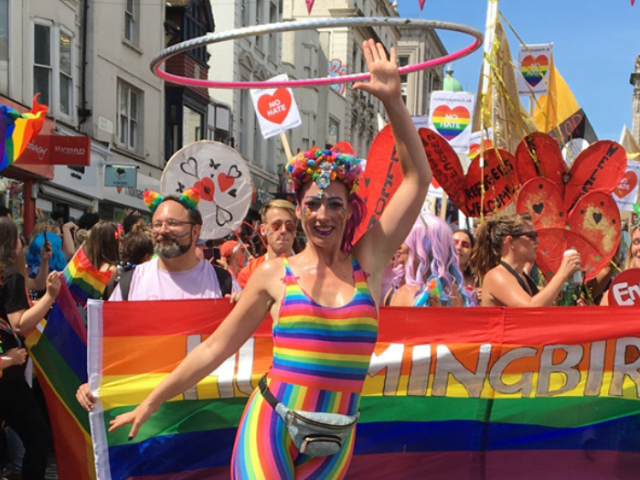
{"left": 19, "top": 135, "right": 91, "bottom": 166}
{"left": 104, "top": 165, "right": 138, "bottom": 188}
{"left": 102, "top": 172, "right": 160, "bottom": 211}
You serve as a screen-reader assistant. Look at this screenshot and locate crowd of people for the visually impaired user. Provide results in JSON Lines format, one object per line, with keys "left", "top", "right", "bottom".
{"left": 0, "top": 39, "right": 638, "bottom": 480}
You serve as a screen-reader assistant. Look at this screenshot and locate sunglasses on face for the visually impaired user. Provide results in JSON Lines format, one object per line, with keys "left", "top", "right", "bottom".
{"left": 454, "top": 238, "right": 471, "bottom": 249}
{"left": 269, "top": 220, "right": 296, "bottom": 234}
{"left": 512, "top": 231, "right": 539, "bottom": 242}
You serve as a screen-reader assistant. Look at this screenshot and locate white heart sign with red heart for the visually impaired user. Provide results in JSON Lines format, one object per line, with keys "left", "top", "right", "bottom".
{"left": 250, "top": 74, "right": 302, "bottom": 139}
{"left": 613, "top": 160, "right": 640, "bottom": 212}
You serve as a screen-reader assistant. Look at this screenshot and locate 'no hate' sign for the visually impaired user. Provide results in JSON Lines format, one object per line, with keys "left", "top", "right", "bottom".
{"left": 250, "top": 74, "right": 302, "bottom": 139}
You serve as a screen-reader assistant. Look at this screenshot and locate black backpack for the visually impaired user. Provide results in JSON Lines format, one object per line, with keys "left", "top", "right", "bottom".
{"left": 115, "top": 264, "right": 233, "bottom": 301}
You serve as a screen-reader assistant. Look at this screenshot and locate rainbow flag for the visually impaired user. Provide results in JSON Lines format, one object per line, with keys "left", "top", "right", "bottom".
{"left": 88, "top": 302, "right": 640, "bottom": 480}
{"left": 0, "top": 95, "right": 48, "bottom": 171}
{"left": 64, "top": 247, "right": 113, "bottom": 306}
{"left": 28, "top": 250, "right": 112, "bottom": 480}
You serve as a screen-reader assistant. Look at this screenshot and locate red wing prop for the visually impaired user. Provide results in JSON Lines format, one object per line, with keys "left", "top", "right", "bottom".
{"left": 515, "top": 132, "right": 566, "bottom": 186}
{"left": 420, "top": 128, "right": 518, "bottom": 217}
{"left": 517, "top": 178, "right": 620, "bottom": 281}
{"left": 355, "top": 125, "right": 402, "bottom": 242}
{"left": 564, "top": 140, "right": 627, "bottom": 211}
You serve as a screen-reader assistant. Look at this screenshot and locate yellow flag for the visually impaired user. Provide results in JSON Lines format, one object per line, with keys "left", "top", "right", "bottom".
{"left": 620, "top": 125, "right": 640, "bottom": 160}
{"left": 532, "top": 59, "right": 580, "bottom": 133}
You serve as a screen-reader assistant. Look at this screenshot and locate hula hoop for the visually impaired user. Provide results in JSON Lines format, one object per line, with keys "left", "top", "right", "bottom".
{"left": 151, "top": 17, "right": 483, "bottom": 89}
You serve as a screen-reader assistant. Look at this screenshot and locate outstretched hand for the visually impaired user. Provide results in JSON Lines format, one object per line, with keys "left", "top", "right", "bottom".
{"left": 353, "top": 39, "right": 401, "bottom": 104}
{"left": 109, "top": 401, "right": 156, "bottom": 440}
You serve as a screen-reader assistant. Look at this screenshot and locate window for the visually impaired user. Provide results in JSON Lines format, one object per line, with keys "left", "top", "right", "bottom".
{"left": 241, "top": 2, "right": 249, "bottom": 27}
{"left": 0, "top": 0, "right": 8, "bottom": 95}
{"left": 239, "top": 88, "right": 250, "bottom": 156}
{"left": 34, "top": 24, "right": 52, "bottom": 107}
{"left": 124, "top": 0, "right": 139, "bottom": 44}
{"left": 253, "top": 120, "right": 262, "bottom": 166}
{"left": 117, "top": 81, "right": 141, "bottom": 152}
{"left": 59, "top": 31, "right": 72, "bottom": 116}
{"left": 399, "top": 56, "right": 409, "bottom": 105}
{"left": 268, "top": 2, "right": 278, "bottom": 58}
{"left": 328, "top": 117, "right": 339, "bottom": 146}
{"left": 255, "top": 0, "right": 263, "bottom": 49}
{"left": 184, "top": 1, "right": 207, "bottom": 64}
{"left": 183, "top": 105, "right": 202, "bottom": 146}
{"left": 33, "top": 20, "right": 75, "bottom": 120}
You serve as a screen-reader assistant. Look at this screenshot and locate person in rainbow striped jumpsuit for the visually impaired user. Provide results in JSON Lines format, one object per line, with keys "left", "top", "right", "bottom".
{"left": 110, "top": 39, "right": 432, "bottom": 479}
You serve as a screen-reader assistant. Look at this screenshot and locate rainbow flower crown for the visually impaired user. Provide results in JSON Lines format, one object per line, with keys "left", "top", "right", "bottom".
{"left": 286, "top": 147, "right": 363, "bottom": 196}
{"left": 143, "top": 188, "right": 200, "bottom": 213}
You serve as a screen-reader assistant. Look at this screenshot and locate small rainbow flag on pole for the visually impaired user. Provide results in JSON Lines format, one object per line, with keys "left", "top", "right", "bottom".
{"left": 64, "top": 247, "right": 113, "bottom": 306}
{"left": 0, "top": 95, "right": 48, "bottom": 172}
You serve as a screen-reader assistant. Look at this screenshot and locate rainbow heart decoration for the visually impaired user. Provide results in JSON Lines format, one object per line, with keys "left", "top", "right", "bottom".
{"left": 432, "top": 105, "right": 470, "bottom": 141}
{"left": 521, "top": 55, "right": 549, "bottom": 87}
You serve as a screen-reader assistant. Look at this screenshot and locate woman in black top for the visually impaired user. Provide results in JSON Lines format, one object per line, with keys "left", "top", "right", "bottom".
{"left": 0, "top": 217, "right": 62, "bottom": 480}
{"left": 471, "top": 213, "right": 581, "bottom": 307}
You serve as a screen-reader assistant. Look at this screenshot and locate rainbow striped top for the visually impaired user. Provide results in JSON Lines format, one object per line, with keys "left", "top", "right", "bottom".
{"left": 268, "top": 256, "right": 378, "bottom": 394}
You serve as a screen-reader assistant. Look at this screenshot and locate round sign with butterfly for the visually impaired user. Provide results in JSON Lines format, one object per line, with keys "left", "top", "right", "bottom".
{"left": 161, "top": 141, "right": 253, "bottom": 239}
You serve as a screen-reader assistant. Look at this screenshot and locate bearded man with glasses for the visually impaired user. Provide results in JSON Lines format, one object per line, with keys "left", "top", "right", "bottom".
{"left": 108, "top": 193, "right": 241, "bottom": 302}
{"left": 237, "top": 199, "right": 298, "bottom": 288}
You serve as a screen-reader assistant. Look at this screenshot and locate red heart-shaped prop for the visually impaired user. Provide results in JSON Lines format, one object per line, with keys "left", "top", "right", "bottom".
{"left": 194, "top": 177, "right": 215, "bottom": 202}
{"left": 217, "top": 173, "right": 235, "bottom": 193}
{"left": 564, "top": 141, "right": 627, "bottom": 211}
{"left": 517, "top": 178, "right": 620, "bottom": 281}
{"left": 256, "top": 88, "right": 292, "bottom": 125}
{"left": 419, "top": 128, "right": 518, "bottom": 217}
{"left": 614, "top": 170, "right": 639, "bottom": 198}
{"left": 515, "top": 133, "right": 627, "bottom": 211}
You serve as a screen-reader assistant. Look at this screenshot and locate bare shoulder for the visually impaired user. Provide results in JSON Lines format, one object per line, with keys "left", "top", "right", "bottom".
{"left": 250, "top": 257, "right": 287, "bottom": 286}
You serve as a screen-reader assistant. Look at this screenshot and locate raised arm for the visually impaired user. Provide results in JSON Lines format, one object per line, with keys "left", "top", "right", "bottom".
{"left": 352, "top": 40, "right": 432, "bottom": 275}
{"left": 108, "top": 261, "right": 281, "bottom": 439}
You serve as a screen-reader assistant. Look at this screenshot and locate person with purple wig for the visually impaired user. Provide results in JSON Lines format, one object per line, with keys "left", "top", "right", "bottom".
{"left": 384, "top": 214, "right": 468, "bottom": 307}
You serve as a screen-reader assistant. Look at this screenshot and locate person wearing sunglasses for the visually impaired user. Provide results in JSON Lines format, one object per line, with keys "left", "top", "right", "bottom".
{"left": 471, "top": 213, "right": 581, "bottom": 307}
{"left": 236, "top": 199, "right": 298, "bottom": 288}
{"left": 453, "top": 229, "right": 479, "bottom": 306}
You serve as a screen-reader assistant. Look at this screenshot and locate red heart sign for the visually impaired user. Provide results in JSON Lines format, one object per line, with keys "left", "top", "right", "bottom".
{"left": 517, "top": 178, "right": 620, "bottom": 281}
{"left": 194, "top": 177, "right": 215, "bottom": 202}
{"left": 613, "top": 170, "right": 638, "bottom": 198}
{"left": 419, "top": 128, "right": 518, "bottom": 217}
{"left": 256, "top": 88, "right": 292, "bottom": 125}
{"left": 515, "top": 133, "right": 627, "bottom": 211}
{"left": 217, "top": 173, "right": 235, "bottom": 193}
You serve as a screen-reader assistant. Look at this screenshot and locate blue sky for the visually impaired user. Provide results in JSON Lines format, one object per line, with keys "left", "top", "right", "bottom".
{"left": 397, "top": 1, "right": 640, "bottom": 142}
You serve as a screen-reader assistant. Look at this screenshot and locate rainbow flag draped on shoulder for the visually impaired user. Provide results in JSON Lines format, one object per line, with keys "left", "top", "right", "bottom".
{"left": 88, "top": 302, "right": 640, "bottom": 480}
{"left": 28, "top": 247, "right": 112, "bottom": 480}
{"left": 0, "top": 95, "right": 47, "bottom": 171}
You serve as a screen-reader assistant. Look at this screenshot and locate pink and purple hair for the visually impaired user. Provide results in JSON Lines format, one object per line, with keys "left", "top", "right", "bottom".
{"left": 396, "top": 214, "right": 465, "bottom": 300}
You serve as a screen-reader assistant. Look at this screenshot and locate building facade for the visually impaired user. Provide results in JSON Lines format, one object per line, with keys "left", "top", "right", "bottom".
{"left": 0, "top": 0, "right": 166, "bottom": 231}
{"left": 207, "top": 0, "right": 284, "bottom": 212}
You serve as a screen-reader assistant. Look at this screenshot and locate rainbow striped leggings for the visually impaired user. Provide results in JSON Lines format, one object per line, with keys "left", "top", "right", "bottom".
{"left": 231, "top": 379, "right": 356, "bottom": 480}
